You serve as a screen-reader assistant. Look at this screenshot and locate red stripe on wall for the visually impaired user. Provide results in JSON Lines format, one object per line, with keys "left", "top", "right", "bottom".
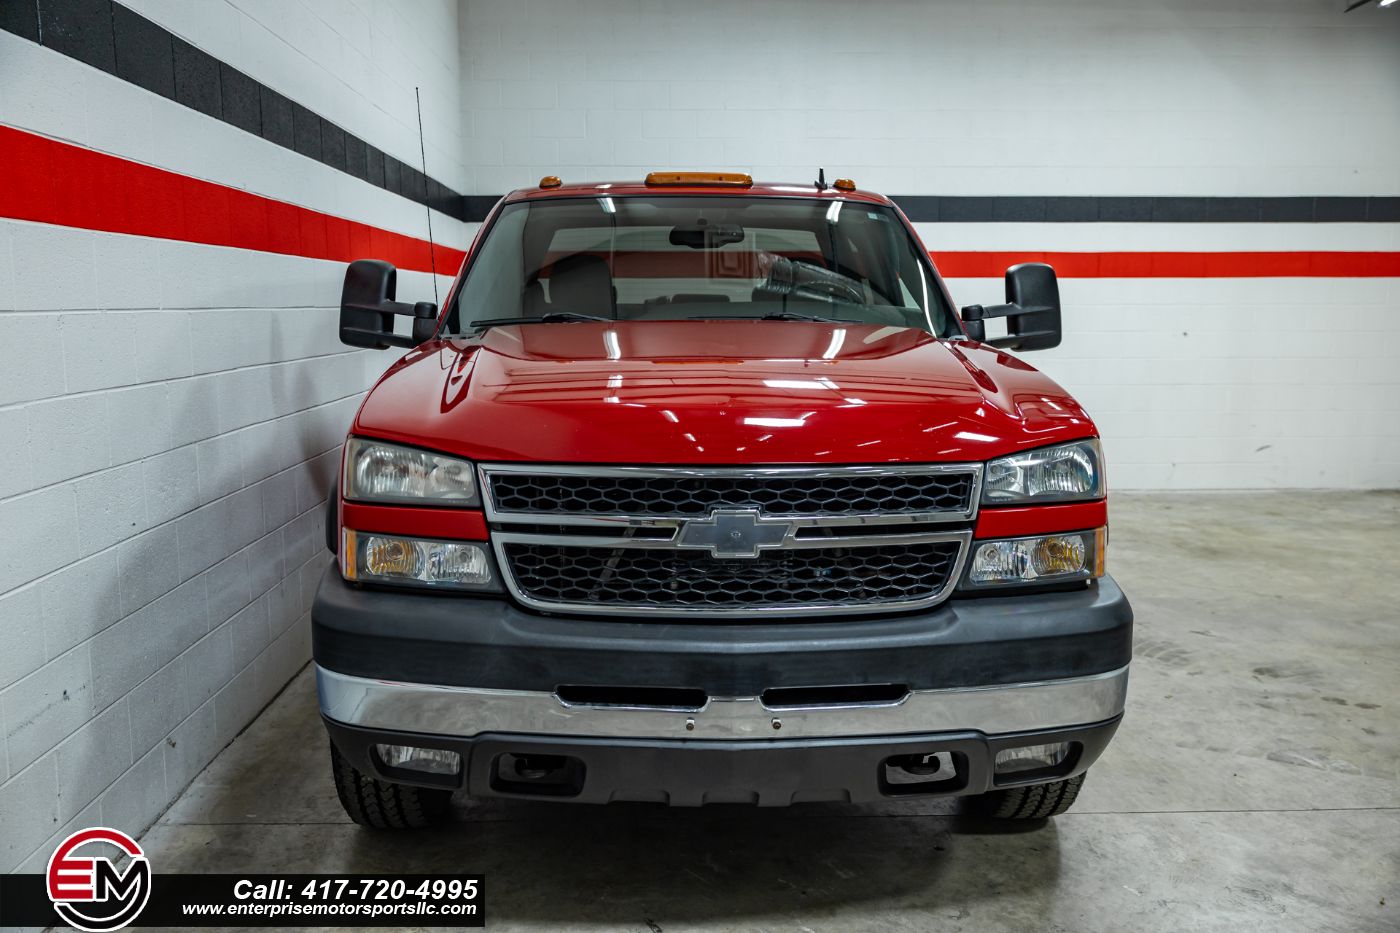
{"left": 3, "top": 127, "right": 1397, "bottom": 280}
{"left": 0, "top": 125, "right": 464, "bottom": 275}
{"left": 934, "top": 250, "right": 1400, "bottom": 278}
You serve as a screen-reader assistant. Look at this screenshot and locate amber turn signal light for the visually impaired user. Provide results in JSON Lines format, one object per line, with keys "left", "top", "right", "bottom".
{"left": 645, "top": 171, "right": 753, "bottom": 187}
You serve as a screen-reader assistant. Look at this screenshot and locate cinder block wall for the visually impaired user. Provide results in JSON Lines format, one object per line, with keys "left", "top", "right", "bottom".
{"left": 458, "top": 0, "right": 1400, "bottom": 488}
{"left": 0, "top": 0, "right": 467, "bottom": 873}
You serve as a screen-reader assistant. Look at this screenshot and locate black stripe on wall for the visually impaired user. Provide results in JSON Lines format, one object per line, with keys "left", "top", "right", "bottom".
{"left": 892, "top": 195, "right": 1400, "bottom": 224}
{"left": 3, "top": 0, "right": 469, "bottom": 222}
{"left": 454, "top": 194, "right": 1400, "bottom": 225}
{"left": 446, "top": 194, "right": 1400, "bottom": 224}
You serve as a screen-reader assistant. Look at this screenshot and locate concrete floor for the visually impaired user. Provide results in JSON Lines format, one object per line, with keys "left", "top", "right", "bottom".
{"left": 136, "top": 492, "right": 1400, "bottom": 932}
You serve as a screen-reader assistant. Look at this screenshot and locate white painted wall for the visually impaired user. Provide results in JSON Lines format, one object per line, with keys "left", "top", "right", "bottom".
{"left": 0, "top": 2, "right": 465, "bottom": 874}
{"left": 458, "top": 0, "right": 1400, "bottom": 489}
{"left": 458, "top": 0, "right": 1400, "bottom": 196}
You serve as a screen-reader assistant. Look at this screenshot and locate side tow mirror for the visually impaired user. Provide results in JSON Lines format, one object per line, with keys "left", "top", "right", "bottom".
{"left": 339, "top": 259, "right": 439, "bottom": 349}
{"left": 959, "top": 262, "right": 1062, "bottom": 352}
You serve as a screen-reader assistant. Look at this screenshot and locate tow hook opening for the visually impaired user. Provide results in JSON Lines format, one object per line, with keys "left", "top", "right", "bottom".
{"left": 891, "top": 752, "right": 944, "bottom": 776}
{"left": 490, "top": 752, "right": 587, "bottom": 798}
{"left": 555, "top": 684, "right": 708, "bottom": 711}
{"left": 879, "top": 750, "right": 967, "bottom": 796}
{"left": 761, "top": 683, "right": 909, "bottom": 709}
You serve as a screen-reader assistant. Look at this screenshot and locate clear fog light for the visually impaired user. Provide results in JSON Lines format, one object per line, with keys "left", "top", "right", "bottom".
{"left": 376, "top": 743, "right": 462, "bottom": 776}
{"left": 966, "top": 529, "right": 1104, "bottom": 587}
{"left": 343, "top": 530, "right": 496, "bottom": 590}
{"left": 994, "top": 742, "right": 1071, "bottom": 774}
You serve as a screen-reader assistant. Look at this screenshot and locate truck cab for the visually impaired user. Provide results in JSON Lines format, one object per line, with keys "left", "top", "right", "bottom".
{"left": 315, "top": 173, "right": 1132, "bottom": 827}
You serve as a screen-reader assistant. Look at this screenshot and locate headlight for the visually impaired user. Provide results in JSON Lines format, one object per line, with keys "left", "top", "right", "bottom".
{"left": 983, "top": 439, "right": 1104, "bottom": 504}
{"left": 344, "top": 438, "right": 478, "bottom": 506}
{"left": 962, "top": 528, "right": 1105, "bottom": 588}
{"left": 341, "top": 530, "right": 499, "bottom": 591}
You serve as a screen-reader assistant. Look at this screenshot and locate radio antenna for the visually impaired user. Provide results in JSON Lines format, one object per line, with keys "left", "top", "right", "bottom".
{"left": 414, "top": 86, "right": 440, "bottom": 304}
{"left": 815, "top": 167, "right": 827, "bottom": 191}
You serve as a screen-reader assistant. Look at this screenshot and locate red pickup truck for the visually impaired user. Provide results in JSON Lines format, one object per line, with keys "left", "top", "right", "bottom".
{"left": 315, "top": 173, "right": 1131, "bottom": 827}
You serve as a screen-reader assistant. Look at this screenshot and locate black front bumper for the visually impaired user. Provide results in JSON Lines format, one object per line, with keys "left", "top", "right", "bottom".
{"left": 311, "top": 565, "right": 1133, "bottom": 695}
{"left": 324, "top": 716, "right": 1121, "bottom": 806}
{"left": 314, "top": 567, "right": 1131, "bottom": 805}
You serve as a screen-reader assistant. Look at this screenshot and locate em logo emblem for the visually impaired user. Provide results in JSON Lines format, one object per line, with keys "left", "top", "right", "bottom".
{"left": 46, "top": 827, "right": 152, "bottom": 932}
{"left": 675, "top": 508, "right": 792, "bottom": 559}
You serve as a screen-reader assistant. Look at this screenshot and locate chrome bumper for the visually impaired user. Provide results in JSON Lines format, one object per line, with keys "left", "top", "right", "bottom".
{"left": 316, "top": 664, "right": 1129, "bottom": 741}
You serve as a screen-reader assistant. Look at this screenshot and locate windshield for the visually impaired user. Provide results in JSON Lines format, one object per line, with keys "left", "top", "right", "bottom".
{"left": 444, "top": 196, "right": 955, "bottom": 336}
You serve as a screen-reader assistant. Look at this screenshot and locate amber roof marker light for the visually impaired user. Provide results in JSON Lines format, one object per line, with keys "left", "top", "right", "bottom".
{"left": 645, "top": 172, "right": 754, "bottom": 187}
{"left": 539, "top": 175, "right": 562, "bottom": 188}
{"left": 833, "top": 178, "right": 857, "bottom": 191}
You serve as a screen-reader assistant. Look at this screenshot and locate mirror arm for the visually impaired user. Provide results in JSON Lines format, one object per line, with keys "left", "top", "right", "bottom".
{"left": 344, "top": 300, "right": 437, "bottom": 319}
{"left": 962, "top": 302, "right": 1052, "bottom": 321}
{"left": 985, "top": 328, "right": 1058, "bottom": 350}
{"left": 340, "top": 326, "right": 418, "bottom": 348}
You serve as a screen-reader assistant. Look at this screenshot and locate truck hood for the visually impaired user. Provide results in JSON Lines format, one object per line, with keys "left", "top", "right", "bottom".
{"left": 352, "top": 321, "right": 1096, "bottom": 464}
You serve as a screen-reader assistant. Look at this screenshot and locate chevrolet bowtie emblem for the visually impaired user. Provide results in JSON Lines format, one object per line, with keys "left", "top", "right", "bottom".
{"left": 675, "top": 508, "right": 792, "bottom": 559}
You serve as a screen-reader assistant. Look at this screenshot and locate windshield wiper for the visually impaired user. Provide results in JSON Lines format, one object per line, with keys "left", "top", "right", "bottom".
{"left": 758, "top": 311, "right": 852, "bottom": 323}
{"left": 468, "top": 312, "right": 612, "bottom": 330}
{"left": 686, "top": 311, "right": 858, "bottom": 324}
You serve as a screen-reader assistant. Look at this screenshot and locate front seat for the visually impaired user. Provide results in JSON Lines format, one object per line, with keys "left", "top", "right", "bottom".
{"left": 546, "top": 253, "right": 615, "bottom": 317}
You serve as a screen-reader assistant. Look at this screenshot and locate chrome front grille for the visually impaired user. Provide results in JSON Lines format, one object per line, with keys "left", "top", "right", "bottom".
{"left": 504, "top": 541, "right": 965, "bottom": 612}
{"left": 481, "top": 464, "right": 980, "bottom": 618}
{"left": 487, "top": 470, "right": 976, "bottom": 518}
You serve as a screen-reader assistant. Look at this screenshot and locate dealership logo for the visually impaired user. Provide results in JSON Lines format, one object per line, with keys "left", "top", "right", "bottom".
{"left": 675, "top": 508, "right": 792, "bottom": 558}
{"left": 46, "top": 828, "right": 152, "bottom": 932}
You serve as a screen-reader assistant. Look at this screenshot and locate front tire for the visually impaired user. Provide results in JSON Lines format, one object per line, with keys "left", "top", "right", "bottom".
{"left": 964, "top": 773, "right": 1086, "bottom": 820}
{"left": 330, "top": 743, "right": 452, "bottom": 829}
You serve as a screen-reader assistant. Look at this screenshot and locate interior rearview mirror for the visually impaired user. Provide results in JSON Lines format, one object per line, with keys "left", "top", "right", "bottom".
{"left": 339, "top": 259, "right": 438, "bottom": 349}
{"left": 669, "top": 223, "right": 746, "bottom": 249}
{"left": 958, "top": 262, "right": 1062, "bottom": 352}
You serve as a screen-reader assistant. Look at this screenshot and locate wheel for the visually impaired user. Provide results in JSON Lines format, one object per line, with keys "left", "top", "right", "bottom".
{"left": 963, "top": 773, "right": 1086, "bottom": 820}
{"left": 329, "top": 743, "right": 452, "bottom": 829}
